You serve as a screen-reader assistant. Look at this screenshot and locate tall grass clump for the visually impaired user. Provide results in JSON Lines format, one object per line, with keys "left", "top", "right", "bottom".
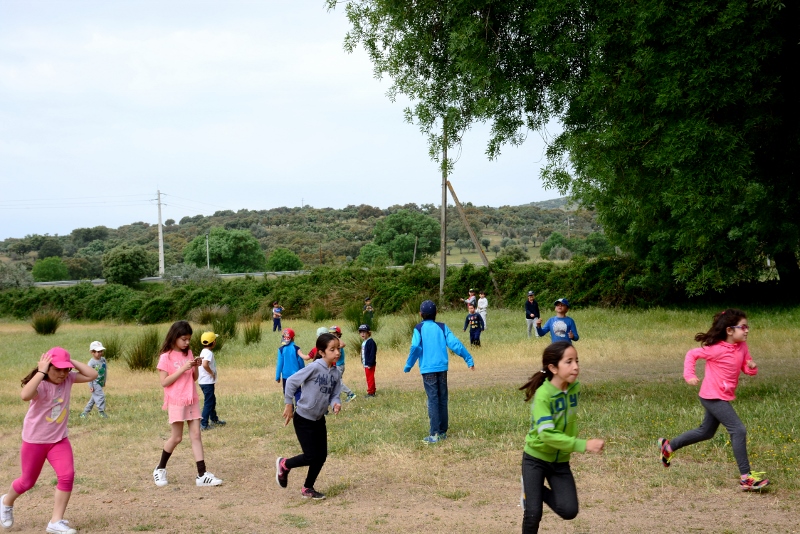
{"left": 212, "top": 311, "right": 238, "bottom": 340}
{"left": 343, "top": 302, "right": 379, "bottom": 332}
{"left": 309, "top": 303, "right": 333, "bottom": 323}
{"left": 190, "top": 305, "right": 229, "bottom": 325}
{"left": 126, "top": 328, "right": 160, "bottom": 371}
{"left": 31, "top": 309, "right": 63, "bottom": 335}
{"left": 102, "top": 333, "right": 123, "bottom": 360}
{"left": 242, "top": 317, "right": 262, "bottom": 346}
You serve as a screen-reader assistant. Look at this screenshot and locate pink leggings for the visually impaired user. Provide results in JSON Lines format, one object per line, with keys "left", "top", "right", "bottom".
{"left": 13, "top": 438, "right": 74, "bottom": 493}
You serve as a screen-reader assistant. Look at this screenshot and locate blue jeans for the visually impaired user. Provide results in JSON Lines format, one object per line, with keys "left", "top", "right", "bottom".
{"left": 199, "top": 384, "right": 218, "bottom": 427}
{"left": 422, "top": 371, "right": 448, "bottom": 436}
{"left": 273, "top": 318, "right": 282, "bottom": 332}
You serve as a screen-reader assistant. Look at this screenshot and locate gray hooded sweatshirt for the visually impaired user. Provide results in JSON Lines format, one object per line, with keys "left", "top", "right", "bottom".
{"left": 284, "top": 359, "right": 342, "bottom": 421}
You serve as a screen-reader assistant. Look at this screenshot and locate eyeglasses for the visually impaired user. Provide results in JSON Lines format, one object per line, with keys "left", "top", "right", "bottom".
{"left": 732, "top": 325, "right": 750, "bottom": 332}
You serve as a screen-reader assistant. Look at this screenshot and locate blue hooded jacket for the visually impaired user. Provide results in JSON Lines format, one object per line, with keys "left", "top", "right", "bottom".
{"left": 404, "top": 320, "right": 474, "bottom": 374}
{"left": 275, "top": 342, "right": 304, "bottom": 381}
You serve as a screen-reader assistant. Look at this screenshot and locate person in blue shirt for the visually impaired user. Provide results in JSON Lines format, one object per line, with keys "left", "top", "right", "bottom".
{"left": 404, "top": 300, "right": 475, "bottom": 444}
{"left": 275, "top": 329, "right": 308, "bottom": 403}
{"left": 536, "top": 298, "right": 579, "bottom": 344}
{"left": 329, "top": 326, "right": 357, "bottom": 402}
{"left": 463, "top": 303, "right": 485, "bottom": 347}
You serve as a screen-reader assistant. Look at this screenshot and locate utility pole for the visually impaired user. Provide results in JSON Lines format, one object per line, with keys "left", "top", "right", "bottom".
{"left": 566, "top": 216, "right": 573, "bottom": 239}
{"left": 412, "top": 235, "right": 418, "bottom": 265}
{"left": 440, "top": 120, "right": 447, "bottom": 298}
{"left": 205, "top": 232, "right": 210, "bottom": 269}
{"left": 157, "top": 190, "right": 165, "bottom": 276}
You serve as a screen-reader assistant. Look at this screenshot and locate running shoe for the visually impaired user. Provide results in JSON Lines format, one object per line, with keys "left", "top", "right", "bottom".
{"left": 658, "top": 438, "right": 672, "bottom": 467}
{"left": 300, "top": 487, "right": 326, "bottom": 500}
{"left": 153, "top": 467, "right": 168, "bottom": 487}
{"left": 276, "top": 457, "right": 289, "bottom": 488}
{"left": 46, "top": 520, "right": 77, "bottom": 534}
{"left": 196, "top": 472, "right": 223, "bottom": 486}
{"left": 422, "top": 434, "right": 440, "bottom": 444}
{"left": 0, "top": 494, "right": 13, "bottom": 528}
{"left": 740, "top": 472, "right": 769, "bottom": 491}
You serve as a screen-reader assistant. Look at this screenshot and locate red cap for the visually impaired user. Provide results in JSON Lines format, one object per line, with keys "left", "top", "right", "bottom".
{"left": 47, "top": 347, "right": 73, "bottom": 369}
{"left": 282, "top": 328, "right": 295, "bottom": 340}
{"left": 328, "top": 325, "right": 341, "bottom": 335}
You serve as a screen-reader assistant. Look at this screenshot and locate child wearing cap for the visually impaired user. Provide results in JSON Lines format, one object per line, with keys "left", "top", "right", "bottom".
{"left": 276, "top": 329, "right": 308, "bottom": 404}
{"left": 525, "top": 291, "right": 541, "bottom": 338}
{"left": 462, "top": 289, "right": 477, "bottom": 310}
{"left": 80, "top": 341, "right": 108, "bottom": 419}
{"left": 536, "top": 298, "right": 579, "bottom": 344}
{"left": 330, "top": 326, "right": 356, "bottom": 402}
{"left": 198, "top": 332, "right": 226, "bottom": 431}
{"left": 359, "top": 325, "right": 378, "bottom": 397}
{"left": 405, "top": 301, "right": 475, "bottom": 444}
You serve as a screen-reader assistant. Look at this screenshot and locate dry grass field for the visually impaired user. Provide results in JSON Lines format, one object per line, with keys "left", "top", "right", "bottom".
{"left": 1, "top": 307, "right": 798, "bottom": 533}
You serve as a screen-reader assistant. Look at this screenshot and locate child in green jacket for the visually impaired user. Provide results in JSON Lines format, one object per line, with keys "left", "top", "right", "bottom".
{"left": 518, "top": 341, "right": 605, "bottom": 534}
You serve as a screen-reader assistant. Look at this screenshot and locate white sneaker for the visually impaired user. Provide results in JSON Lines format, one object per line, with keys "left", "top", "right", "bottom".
{"left": 196, "top": 472, "right": 223, "bottom": 486}
{"left": 46, "top": 519, "right": 77, "bottom": 534}
{"left": 153, "top": 467, "right": 168, "bottom": 487}
{"left": 0, "top": 494, "right": 13, "bottom": 528}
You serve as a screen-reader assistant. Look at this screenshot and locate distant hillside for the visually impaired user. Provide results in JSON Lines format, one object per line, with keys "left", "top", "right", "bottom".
{"left": 526, "top": 197, "right": 575, "bottom": 211}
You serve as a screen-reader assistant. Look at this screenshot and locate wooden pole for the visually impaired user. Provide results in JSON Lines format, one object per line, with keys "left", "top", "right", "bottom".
{"left": 439, "top": 121, "right": 447, "bottom": 298}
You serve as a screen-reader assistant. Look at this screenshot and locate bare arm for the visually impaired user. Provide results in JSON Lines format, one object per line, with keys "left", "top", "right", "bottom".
{"left": 72, "top": 359, "right": 99, "bottom": 384}
{"left": 21, "top": 353, "right": 50, "bottom": 401}
{"left": 159, "top": 360, "right": 196, "bottom": 388}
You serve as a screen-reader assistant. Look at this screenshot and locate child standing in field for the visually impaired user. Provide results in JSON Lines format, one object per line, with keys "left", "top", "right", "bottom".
{"left": 519, "top": 342, "right": 604, "bottom": 533}
{"left": 330, "top": 325, "right": 357, "bottom": 402}
{"left": 464, "top": 303, "right": 485, "bottom": 347}
{"left": 80, "top": 341, "right": 108, "bottom": 419}
{"left": 1, "top": 348, "right": 98, "bottom": 534}
{"left": 275, "top": 328, "right": 308, "bottom": 404}
{"left": 462, "top": 288, "right": 477, "bottom": 310}
{"left": 152, "top": 321, "right": 222, "bottom": 488}
{"left": 359, "top": 324, "right": 378, "bottom": 397}
{"left": 658, "top": 309, "right": 769, "bottom": 491}
{"left": 404, "top": 300, "right": 475, "bottom": 443}
{"left": 276, "top": 333, "right": 342, "bottom": 500}
{"left": 272, "top": 301, "right": 284, "bottom": 332}
{"left": 198, "top": 332, "right": 226, "bottom": 431}
{"left": 525, "top": 291, "right": 540, "bottom": 338}
{"left": 363, "top": 297, "right": 374, "bottom": 325}
{"left": 477, "top": 290, "right": 489, "bottom": 330}
{"left": 536, "top": 298, "right": 578, "bottom": 344}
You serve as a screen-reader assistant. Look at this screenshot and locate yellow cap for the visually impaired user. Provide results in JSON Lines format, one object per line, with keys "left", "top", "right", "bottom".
{"left": 201, "top": 332, "right": 218, "bottom": 346}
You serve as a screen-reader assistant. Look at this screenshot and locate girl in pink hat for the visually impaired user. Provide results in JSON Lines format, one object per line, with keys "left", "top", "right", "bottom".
{"left": 1, "top": 347, "right": 98, "bottom": 534}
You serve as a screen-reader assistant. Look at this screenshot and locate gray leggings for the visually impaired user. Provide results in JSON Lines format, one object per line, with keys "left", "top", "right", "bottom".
{"left": 670, "top": 397, "right": 750, "bottom": 475}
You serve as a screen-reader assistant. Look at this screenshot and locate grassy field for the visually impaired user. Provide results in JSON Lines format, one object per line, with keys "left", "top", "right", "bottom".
{"left": 1, "top": 307, "right": 799, "bottom": 533}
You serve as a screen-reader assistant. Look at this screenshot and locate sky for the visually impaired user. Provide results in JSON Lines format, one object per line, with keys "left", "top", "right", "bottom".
{"left": 0, "top": 1, "right": 560, "bottom": 241}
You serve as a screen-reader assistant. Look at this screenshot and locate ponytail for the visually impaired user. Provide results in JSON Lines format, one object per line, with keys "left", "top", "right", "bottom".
{"left": 519, "top": 341, "right": 573, "bottom": 402}
{"left": 694, "top": 308, "right": 747, "bottom": 346}
{"left": 21, "top": 366, "right": 49, "bottom": 387}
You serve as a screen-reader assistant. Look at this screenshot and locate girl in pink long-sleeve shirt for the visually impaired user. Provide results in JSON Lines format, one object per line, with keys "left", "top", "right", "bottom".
{"left": 658, "top": 309, "right": 769, "bottom": 491}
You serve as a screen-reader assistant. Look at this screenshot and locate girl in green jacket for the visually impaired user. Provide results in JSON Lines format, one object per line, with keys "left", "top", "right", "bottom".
{"left": 518, "top": 341, "right": 605, "bottom": 534}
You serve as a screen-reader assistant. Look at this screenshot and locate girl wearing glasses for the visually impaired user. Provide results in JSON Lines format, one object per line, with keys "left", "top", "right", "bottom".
{"left": 657, "top": 308, "right": 769, "bottom": 491}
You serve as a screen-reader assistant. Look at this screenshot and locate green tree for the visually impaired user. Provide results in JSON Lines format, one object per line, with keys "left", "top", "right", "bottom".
{"left": 266, "top": 248, "right": 303, "bottom": 271}
{"left": 336, "top": 0, "right": 800, "bottom": 296}
{"left": 0, "top": 262, "right": 34, "bottom": 289}
{"left": 32, "top": 257, "right": 70, "bottom": 282}
{"left": 497, "top": 245, "right": 530, "bottom": 263}
{"left": 102, "top": 244, "right": 153, "bottom": 286}
{"left": 540, "top": 233, "right": 570, "bottom": 260}
{"left": 356, "top": 243, "right": 390, "bottom": 267}
{"left": 37, "top": 239, "right": 63, "bottom": 260}
{"left": 373, "top": 210, "right": 440, "bottom": 265}
{"left": 184, "top": 227, "right": 267, "bottom": 274}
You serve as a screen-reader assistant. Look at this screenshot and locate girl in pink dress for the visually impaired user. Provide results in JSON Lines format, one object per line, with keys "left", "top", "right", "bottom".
{"left": 1, "top": 348, "right": 98, "bottom": 534}
{"left": 152, "top": 321, "right": 223, "bottom": 488}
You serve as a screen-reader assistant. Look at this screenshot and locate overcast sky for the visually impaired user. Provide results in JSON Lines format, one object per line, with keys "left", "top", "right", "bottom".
{"left": 0, "top": 1, "right": 559, "bottom": 241}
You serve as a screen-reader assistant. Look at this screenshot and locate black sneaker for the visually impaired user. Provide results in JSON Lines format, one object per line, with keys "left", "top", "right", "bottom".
{"left": 276, "top": 457, "right": 289, "bottom": 488}
{"left": 212, "top": 419, "right": 226, "bottom": 426}
{"left": 301, "top": 487, "right": 326, "bottom": 500}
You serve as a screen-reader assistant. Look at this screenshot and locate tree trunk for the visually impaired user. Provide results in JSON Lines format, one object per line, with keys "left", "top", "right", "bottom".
{"left": 774, "top": 251, "right": 800, "bottom": 297}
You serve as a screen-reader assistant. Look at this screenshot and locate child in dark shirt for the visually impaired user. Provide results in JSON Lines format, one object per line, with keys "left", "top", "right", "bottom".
{"left": 463, "top": 303, "right": 485, "bottom": 347}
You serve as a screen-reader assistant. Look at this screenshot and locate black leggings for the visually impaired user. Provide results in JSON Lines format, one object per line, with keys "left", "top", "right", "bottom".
{"left": 285, "top": 413, "right": 328, "bottom": 489}
{"left": 521, "top": 453, "right": 579, "bottom": 534}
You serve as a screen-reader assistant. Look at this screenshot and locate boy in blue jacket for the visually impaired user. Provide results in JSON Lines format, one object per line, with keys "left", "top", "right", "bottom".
{"left": 404, "top": 300, "right": 475, "bottom": 444}
{"left": 275, "top": 328, "right": 307, "bottom": 403}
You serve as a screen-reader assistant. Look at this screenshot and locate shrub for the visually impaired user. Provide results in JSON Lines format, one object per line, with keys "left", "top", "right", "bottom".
{"left": 190, "top": 305, "right": 229, "bottom": 325}
{"left": 102, "top": 333, "right": 123, "bottom": 360}
{"left": 549, "top": 246, "right": 573, "bottom": 261}
{"left": 126, "top": 328, "right": 160, "bottom": 370}
{"left": 309, "top": 303, "right": 333, "bottom": 323}
{"left": 164, "top": 263, "right": 220, "bottom": 285}
{"left": 102, "top": 244, "right": 154, "bottom": 286}
{"left": 212, "top": 311, "right": 238, "bottom": 340}
{"left": 498, "top": 245, "right": 530, "bottom": 263}
{"left": 31, "top": 309, "right": 63, "bottom": 335}
{"left": 242, "top": 317, "right": 262, "bottom": 345}
{"left": 32, "top": 257, "right": 70, "bottom": 282}
{"left": 343, "top": 301, "right": 380, "bottom": 333}
{"left": 0, "top": 262, "right": 33, "bottom": 289}
{"left": 138, "top": 297, "right": 176, "bottom": 325}
{"left": 266, "top": 248, "right": 303, "bottom": 272}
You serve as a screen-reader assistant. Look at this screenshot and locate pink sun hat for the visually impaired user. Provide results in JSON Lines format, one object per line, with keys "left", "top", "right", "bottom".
{"left": 47, "top": 347, "right": 73, "bottom": 368}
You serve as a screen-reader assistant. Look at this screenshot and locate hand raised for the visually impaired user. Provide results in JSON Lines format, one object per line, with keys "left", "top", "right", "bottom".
{"left": 38, "top": 353, "right": 52, "bottom": 373}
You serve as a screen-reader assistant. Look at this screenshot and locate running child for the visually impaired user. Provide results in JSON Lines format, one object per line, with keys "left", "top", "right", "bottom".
{"left": 519, "top": 341, "right": 605, "bottom": 533}
{"left": 1, "top": 347, "right": 98, "bottom": 534}
{"left": 275, "top": 328, "right": 308, "bottom": 404}
{"left": 152, "top": 321, "right": 222, "bottom": 488}
{"left": 658, "top": 309, "right": 768, "bottom": 491}
{"left": 198, "top": 332, "right": 226, "bottom": 431}
{"left": 404, "top": 300, "right": 474, "bottom": 444}
{"left": 272, "top": 301, "right": 284, "bottom": 332}
{"left": 276, "top": 333, "right": 342, "bottom": 500}
{"left": 80, "top": 340, "right": 108, "bottom": 419}
{"left": 464, "top": 303, "right": 485, "bottom": 347}
{"left": 359, "top": 324, "right": 377, "bottom": 397}
{"left": 477, "top": 290, "right": 489, "bottom": 330}
{"left": 330, "top": 325, "right": 357, "bottom": 402}
{"left": 536, "top": 298, "right": 578, "bottom": 344}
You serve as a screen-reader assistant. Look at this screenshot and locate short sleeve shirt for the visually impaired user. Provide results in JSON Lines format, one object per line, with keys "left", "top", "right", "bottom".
{"left": 22, "top": 372, "right": 77, "bottom": 444}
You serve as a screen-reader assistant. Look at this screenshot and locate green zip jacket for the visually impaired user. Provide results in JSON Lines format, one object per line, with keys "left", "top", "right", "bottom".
{"left": 524, "top": 379, "right": 587, "bottom": 463}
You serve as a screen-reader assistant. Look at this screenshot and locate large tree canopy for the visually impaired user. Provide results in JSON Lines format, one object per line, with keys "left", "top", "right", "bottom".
{"left": 184, "top": 227, "right": 267, "bottom": 274}
{"left": 373, "top": 209, "right": 440, "bottom": 264}
{"left": 334, "top": 0, "right": 799, "bottom": 295}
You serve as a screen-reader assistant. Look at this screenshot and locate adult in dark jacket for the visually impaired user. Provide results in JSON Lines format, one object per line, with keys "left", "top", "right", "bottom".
{"left": 525, "top": 291, "right": 541, "bottom": 338}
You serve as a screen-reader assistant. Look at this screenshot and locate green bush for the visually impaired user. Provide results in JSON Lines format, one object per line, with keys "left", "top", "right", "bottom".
{"left": 212, "top": 311, "right": 238, "bottom": 340}
{"left": 138, "top": 296, "right": 177, "bottom": 325}
{"left": 32, "top": 257, "right": 69, "bottom": 282}
{"left": 266, "top": 248, "right": 303, "bottom": 271}
{"left": 31, "top": 309, "right": 63, "bottom": 335}
{"left": 242, "top": 318, "right": 262, "bottom": 346}
{"left": 309, "top": 303, "right": 333, "bottom": 323}
{"left": 126, "top": 328, "right": 160, "bottom": 371}
{"left": 102, "top": 333, "right": 123, "bottom": 360}
{"left": 190, "top": 304, "right": 229, "bottom": 325}
{"left": 102, "top": 244, "right": 154, "bottom": 286}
